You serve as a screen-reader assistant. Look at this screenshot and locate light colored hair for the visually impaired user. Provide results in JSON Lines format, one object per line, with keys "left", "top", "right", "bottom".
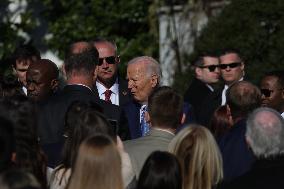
{"left": 168, "top": 125, "right": 223, "bottom": 189}
{"left": 127, "top": 56, "right": 161, "bottom": 82}
{"left": 67, "top": 134, "right": 123, "bottom": 189}
{"left": 246, "top": 107, "right": 284, "bottom": 158}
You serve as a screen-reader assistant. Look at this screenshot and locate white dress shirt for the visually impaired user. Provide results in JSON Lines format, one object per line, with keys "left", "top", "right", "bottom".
{"left": 96, "top": 79, "right": 119, "bottom": 106}
{"left": 221, "top": 77, "right": 244, "bottom": 105}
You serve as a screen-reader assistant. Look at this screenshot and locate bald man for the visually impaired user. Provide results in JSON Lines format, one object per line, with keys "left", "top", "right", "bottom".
{"left": 26, "top": 59, "right": 59, "bottom": 102}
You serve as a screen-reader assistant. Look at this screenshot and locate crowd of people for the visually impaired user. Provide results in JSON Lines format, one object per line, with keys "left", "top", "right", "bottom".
{"left": 0, "top": 39, "right": 284, "bottom": 189}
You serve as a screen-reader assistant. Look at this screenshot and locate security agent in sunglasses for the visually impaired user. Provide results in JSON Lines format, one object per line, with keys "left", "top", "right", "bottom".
{"left": 198, "top": 49, "right": 246, "bottom": 127}
{"left": 184, "top": 53, "right": 220, "bottom": 121}
{"left": 260, "top": 70, "right": 284, "bottom": 118}
{"left": 93, "top": 38, "right": 131, "bottom": 106}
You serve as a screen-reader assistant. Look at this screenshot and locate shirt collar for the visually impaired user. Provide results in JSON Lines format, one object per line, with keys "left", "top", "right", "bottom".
{"left": 67, "top": 84, "right": 93, "bottom": 92}
{"left": 96, "top": 78, "right": 119, "bottom": 95}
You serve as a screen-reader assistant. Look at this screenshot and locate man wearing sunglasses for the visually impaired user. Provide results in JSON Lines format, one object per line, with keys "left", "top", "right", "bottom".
{"left": 219, "top": 50, "right": 245, "bottom": 105}
{"left": 184, "top": 53, "right": 220, "bottom": 121}
{"left": 198, "top": 49, "right": 246, "bottom": 127}
{"left": 93, "top": 39, "right": 131, "bottom": 106}
{"left": 260, "top": 71, "right": 284, "bottom": 118}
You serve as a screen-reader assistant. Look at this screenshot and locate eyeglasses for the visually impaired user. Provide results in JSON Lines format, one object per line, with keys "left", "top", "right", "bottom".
{"left": 219, "top": 62, "right": 242, "bottom": 70}
{"left": 198, "top": 65, "right": 219, "bottom": 72}
{"left": 98, "top": 56, "right": 116, "bottom": 66}
{"left": 261, "top": 88, "right": 283, "bottom": 98}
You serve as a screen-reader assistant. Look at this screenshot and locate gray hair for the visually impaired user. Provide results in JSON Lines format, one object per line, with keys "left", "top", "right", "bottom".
{"left": 127, "top": 56, "right": 162, "bottom": 83}
{"left": 246, "top": 107, "right": 284, "bottom": 158}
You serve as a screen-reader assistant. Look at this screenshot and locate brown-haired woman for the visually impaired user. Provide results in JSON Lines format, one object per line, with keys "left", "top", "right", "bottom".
{"left": 67, "top": 134, "right": 123, "bottom": 189}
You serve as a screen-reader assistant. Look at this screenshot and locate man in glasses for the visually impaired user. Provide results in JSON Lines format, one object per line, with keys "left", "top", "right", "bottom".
{"left": 184, "top": 53, "right": 220, "bottom": 121}
{"left": 219, "top": 49, "right": 245, "bottom": 105}
{"left": 93, "top": 39, "right": 131, "bottom": 106}
{"left": 260, "top": 71, "right": 284, "bottom": 118}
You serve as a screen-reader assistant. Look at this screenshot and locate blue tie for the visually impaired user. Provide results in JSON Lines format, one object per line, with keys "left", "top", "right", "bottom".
{"left": 141, "top": 105, "right": 150, "bottom": 136}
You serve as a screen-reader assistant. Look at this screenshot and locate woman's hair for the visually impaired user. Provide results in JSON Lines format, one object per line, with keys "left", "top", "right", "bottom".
{"left": 137, "top": 151, "right": 182, "bottom": 189}
{"left": 0, "top": 169, "right": 41, "bottom": 189}
{"left": 209, "top": 105, "right": 233, "bottom": 139}
{"left": 67, "top": 134, "right": 123, "bottom": 189}
{"left": 55, "top": 101, "right": 114, "bottom": 183}
{"left": 168, "top": 125, "right": 223, "bottom": 189}
{"left": 0, "top": 97, "right": 47, "bottom": 188}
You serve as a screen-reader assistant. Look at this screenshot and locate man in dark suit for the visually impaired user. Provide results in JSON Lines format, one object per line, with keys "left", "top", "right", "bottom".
{"left": 225, "top": 107, "right": 284, "bottom": 189}
{"left": 198, "top": 49, "right": 246, "bottom": 127}
{"left": 184, "top": 53, "right": 220, "bottom": 122}
{"left": 218, "top": 81, "right": 261, "bottom": 182}
{"left": 124, "top": 86, "right": 184, "bottom": 178}
{"left": 93, "top": 39, "right": 131, "bottom": 106}
{"left": 38, "top": 41, "right": 129, "bottom": 167}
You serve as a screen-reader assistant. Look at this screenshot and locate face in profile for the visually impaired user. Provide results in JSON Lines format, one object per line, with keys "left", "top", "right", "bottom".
{"left": 196, "top": 56, "right": 220, "bottom": 84}
{"left": 13, "top": 58, "right": 36, "bottom": 87}
{"left": 26, "top": 66, "right": 56, "bottom": 102}
{"left": 127, "top": 62, "right": 158, "bottom": 104}
{"left": 219, "top": 53, "right": 244, "bottom": 85}
{"left": 95, "top": 42, "right": 119, "bottom": 86}
{"left": 260, "top": 76, "right": 284, "bottom": 111}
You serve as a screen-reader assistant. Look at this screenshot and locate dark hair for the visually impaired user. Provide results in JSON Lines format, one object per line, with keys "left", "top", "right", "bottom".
{"left": 55, "top": 102, "right": 114, "bottom": 184}
{"left": 64, "top": 44, "right": 98, "bottom": 78}
{"left": 263, "top": 70, "right": 284, "bottom": 88}
{"left": 0, "top": 98, "right": 47, "bottom": 188}
{"left": 0, "top": 116, "right": 15, "bottom": 173}
{"left": 0, "top": 169, "right": 41, "bottom": 189}
{"left": 11, "top": 44, "right": 41, "bottom": 67}
{"left": 209, "top": 105, "right": 233, "bottom": 139}
{"left": 0, "top": 74, "right": 25, "bottom": 98}
{"left": 218, "top": 48, "right": 243, "bottom": 61}
{"left": 192, "top": 51, "right": 218, "bottom": 67}
{"left": 148, "top": 86, "right": 183, "bottom": 129}
{"left": 226, "top": 81, "right": 261, "bottom": 120}
{"left": 137, "top": 151, "right": 182, "bottom": 189}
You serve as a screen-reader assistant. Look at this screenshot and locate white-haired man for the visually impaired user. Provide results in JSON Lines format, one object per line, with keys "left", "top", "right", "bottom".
{"left": 225, "top": 107, "right": 284, "bottom": 189}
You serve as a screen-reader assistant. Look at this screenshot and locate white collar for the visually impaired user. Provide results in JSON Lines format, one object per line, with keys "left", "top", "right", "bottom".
{"left": 96, "top": 78, "right": 119, "bottom": 95}
{"left": 281, "top": 112, "right": 284, "bottom": 119}
{"left": 153, "top": 128, "right": 175, "bottom": 136}
{"left": 67, "top": 84, "right": 93, "bottom": 92}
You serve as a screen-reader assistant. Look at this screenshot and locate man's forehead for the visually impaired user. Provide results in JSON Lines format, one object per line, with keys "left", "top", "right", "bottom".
{"left": 220, "top": 53, "right": 241, "bottom": 63}
{"left": 203, "top": 56, "right": 219, "bottom": 65}
{"left": 127, "top": 63, "right": 146, "bottom": 76}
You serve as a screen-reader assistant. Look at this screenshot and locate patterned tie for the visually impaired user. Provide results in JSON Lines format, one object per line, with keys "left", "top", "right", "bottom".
{"left": 141, "top": 105, "right": 150, "bottom": 136}
{"left": 104, "top": 89, "right": 112, "bottom": 103}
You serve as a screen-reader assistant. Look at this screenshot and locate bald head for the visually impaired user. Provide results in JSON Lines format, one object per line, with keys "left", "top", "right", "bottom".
{"left": 26, "top": 59, "right": 59, "bottom": 102}
{"left": 246, "top": 107, "right": 284, "bottom": 158}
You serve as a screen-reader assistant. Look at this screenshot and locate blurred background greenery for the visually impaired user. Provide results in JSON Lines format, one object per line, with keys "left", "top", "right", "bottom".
{"left": 1, "top": 0, "right": 284, "bottom": 94}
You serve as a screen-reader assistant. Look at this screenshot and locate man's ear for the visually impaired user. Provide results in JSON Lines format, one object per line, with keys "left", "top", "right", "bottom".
{"left": 12, "top": 65, "right": 17, "bottom": 75}
{"left": 62, "top": 65, "right": 67, "bottom": 78}
{"left": 180, "top": 113, "right": 186, "bottom": 125}
{"left": 11, "top": 152, "right": 16, "bottom": 163}
{"left": 150, "top": 74, "right": 158, "bottom": 88}
{"left": 116, "top": 55, "right": 121, "bottom": 64}
{"left": 195, "top": 67, "right": 202, "bottom": 78}
{"left": 51, "top": 79, "right": 59, "bottom": 91}
{"left": 245, "top": 135, "right": 252, "bottom": 149}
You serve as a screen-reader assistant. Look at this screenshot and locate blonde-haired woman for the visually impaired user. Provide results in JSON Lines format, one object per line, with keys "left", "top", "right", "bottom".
{"left": 67, "top": 134, "right": 123, "bottom": 189}
{"left": 169, "top": 125, "right": 223, "bottom": 189}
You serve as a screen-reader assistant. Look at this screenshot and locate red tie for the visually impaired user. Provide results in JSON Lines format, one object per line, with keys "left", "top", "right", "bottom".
{"left": 104, "top": 90, "right": 112, "bottom": 103}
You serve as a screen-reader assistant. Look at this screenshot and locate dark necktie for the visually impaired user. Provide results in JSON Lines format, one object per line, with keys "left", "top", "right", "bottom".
{"left": 104, "top": 89, "right": 112, "bottom": 103}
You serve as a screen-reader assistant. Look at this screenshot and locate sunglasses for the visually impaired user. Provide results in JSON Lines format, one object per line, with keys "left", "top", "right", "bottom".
{"left": 198, "top": 65, "right": 219, "bottom": 72}
{"left": 261, "top": 88, "right": 283, "bottom": 98}
{"left": 98, "top": 56, "right": 116, "bottom": 66}
{"left": 219, "top": 62, "right": 242, "bottom": 70}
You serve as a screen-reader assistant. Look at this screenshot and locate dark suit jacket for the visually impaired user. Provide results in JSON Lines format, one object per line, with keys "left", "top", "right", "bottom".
{"left": 218, "top": 119, "right": 255, "bottom": 182}
{"left": 197, "top": 87, "right": 222, "bottom": 127}
{"left": 94, "top": 77, "right": 132, "bottom": 106}
{"left": 38, "top": 84, "right": 130, "bottom": 167}
{"left": 223, "top": 156, "right": 284, "bottom": 189}
{"left": 123, "top": 100, "right": 196, "bottom": 139}
{"left": 184, "top": 78, "right": 213, "bottom": 117}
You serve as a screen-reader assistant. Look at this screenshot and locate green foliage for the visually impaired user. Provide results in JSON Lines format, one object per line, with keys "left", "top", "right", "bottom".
{"left": 180, "top": 0, "right": 284, "bottom": 89}
{"left": 41, "top": 0, "right": 158, "bottom": 75}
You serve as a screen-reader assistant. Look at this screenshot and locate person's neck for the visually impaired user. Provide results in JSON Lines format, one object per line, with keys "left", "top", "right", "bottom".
{"left": 97, "top": 77, "right": 117, "bottom": 89}
{"left": 67, "top": 76, "right": 93, "bottom": 89}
